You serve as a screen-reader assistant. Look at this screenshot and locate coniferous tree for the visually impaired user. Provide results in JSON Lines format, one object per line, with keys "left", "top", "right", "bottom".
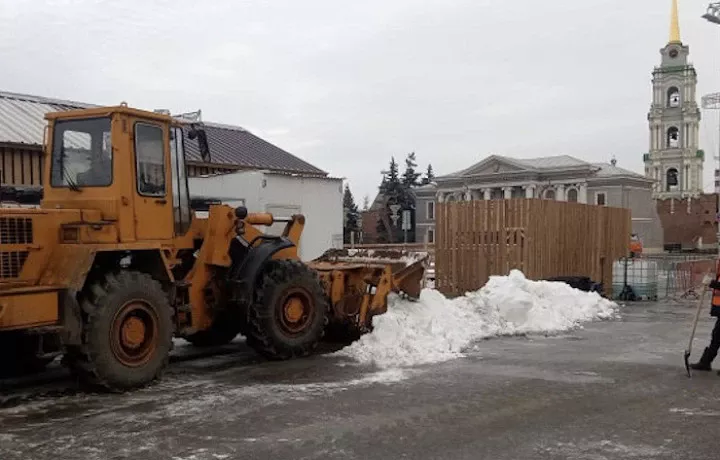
{"left": 421, "top": 164, "right": 435, "bottom": 185}
{"left": 343, "top": 184, "right": 360, "bottom": 244}
{"left": 402, "top": 152, "right": 421, "bottom": 187}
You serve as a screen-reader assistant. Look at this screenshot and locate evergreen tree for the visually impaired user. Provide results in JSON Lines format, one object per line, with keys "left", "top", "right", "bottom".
{"left": 421, "top": 163, "right": 435, "bottom": 185}
{"left": 343, "top": 184, "right": 360, "bottom": 244}
{"left": 402, "top": 152, "right": 421, "bottom": 187}
{"left": 376, "top": 157, "right": 401, "bottom": 243}
{"left": 386, "top": 156, "right": 400, "bottom": 190}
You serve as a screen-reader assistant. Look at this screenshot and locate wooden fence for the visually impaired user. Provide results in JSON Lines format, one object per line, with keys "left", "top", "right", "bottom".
{"left": 435, "top": 199, "right": 631, "bottom": 297}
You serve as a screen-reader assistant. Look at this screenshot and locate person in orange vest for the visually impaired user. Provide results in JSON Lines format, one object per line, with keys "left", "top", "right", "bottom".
{"left": 690, "top": 276, "right": 720, "bottom": 374}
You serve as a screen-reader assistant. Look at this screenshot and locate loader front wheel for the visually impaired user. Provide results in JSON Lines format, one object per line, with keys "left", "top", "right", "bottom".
{"left": 67, "top": 271, "right": 173, "bottom": 391}
{"left": 246, "top": 260, "right": 328, "bottom": 360}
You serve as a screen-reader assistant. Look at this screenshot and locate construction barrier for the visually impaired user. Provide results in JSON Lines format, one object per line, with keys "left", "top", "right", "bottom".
{"left": 612, "top": 258, "right": 659, "bottom": 301}
{"left": 435, "top": 199, "right": 631, "bottom": 297}
{"left": 663, "top": 258, "right": 717, "bottom": 300}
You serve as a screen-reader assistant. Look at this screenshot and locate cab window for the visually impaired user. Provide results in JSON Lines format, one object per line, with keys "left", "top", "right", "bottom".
{"left": 50, "top": 117, "right": 112, "bottom": 188}
{"left": 169, "top": 126, "right": 191, "bottom": 234}
{"left": 135, "top": 123, "right": 166, "bottom": 197}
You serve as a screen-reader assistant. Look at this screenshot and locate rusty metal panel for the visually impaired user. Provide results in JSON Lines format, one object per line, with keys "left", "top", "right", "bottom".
{"left": 39, "top": 244, "right": 96, "bottom": 291}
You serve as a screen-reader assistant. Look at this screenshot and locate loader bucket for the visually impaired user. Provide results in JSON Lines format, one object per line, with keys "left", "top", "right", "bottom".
{"left": 309, "top": 248, "right": 430, "bottom": 334}
{"left": 309, "top": 248, "right": 429, "bottom": 299}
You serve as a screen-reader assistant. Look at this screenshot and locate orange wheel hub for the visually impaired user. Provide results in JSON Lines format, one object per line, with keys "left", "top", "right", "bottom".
{"left": 110, "top": 300, "right": 159, "bottom": 368}
{"left": 121, "top": 317, "right": 146, "bottom": 349}
{"left": 284, "top": 298, "right": 305, "bottom": 323}
{"left": 276, "top": 287, "right": 315, "bottom": 336}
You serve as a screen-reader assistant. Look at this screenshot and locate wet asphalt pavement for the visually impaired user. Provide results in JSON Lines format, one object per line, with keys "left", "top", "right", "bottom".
{"left": 1, "top": 300, "right": 719, "bottom": 460}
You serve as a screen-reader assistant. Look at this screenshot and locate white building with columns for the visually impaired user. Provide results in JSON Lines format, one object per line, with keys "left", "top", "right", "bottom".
{"left": 414, "top": 154, "right": 664, "bottom": 252}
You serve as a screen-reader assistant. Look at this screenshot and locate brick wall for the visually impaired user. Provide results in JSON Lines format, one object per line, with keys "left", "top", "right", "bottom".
{"left": 360, "top": 210, "right": 380, "bottom": 244}
{"left": 656, "top": 193, "right": 718, "bottom": 250}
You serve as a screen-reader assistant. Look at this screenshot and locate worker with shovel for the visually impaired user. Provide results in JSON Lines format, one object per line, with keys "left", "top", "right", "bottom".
{"left": 689, "top": 277, "right": 720, "bottom": 374}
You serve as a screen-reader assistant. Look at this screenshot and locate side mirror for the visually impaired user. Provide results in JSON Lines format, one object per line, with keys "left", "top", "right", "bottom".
{"left": 188, "top": 125, "right": 211, "bottom": 163}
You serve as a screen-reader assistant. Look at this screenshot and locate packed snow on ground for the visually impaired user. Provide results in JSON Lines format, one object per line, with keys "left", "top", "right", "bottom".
{"left": 336, "top": 269, "right": 619, "bottom": 368}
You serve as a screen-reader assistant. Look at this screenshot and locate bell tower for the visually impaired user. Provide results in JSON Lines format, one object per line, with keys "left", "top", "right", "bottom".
{"left": 644, "top": 0, "right": 703, "bottom": 199}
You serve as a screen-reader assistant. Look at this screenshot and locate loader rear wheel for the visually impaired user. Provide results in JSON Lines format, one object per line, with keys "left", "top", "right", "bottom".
{"left": 246, "top": 260, "right": 328, "bottom": 360}
{"left": 67, "top": 271, "right": 173, "bottom": 391}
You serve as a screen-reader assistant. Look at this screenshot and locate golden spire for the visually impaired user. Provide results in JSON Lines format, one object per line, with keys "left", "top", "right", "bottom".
{"left": 669, "top": 0, "right": 681, "bottom": 44}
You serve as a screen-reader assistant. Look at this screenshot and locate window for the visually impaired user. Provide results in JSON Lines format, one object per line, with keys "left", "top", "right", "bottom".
{"left": 135, "top": 123, "right": 166, "bottom": 197}
{"left": 596, "top": 192, "right": 606, "bottom": 206}
{"left": 427, "top": 201, "right": 435, "bottom": 220}
{"left": 667, "top": 127, "right": 679, "bottom": 148}
{"left": 544, "top": 189, "right": 556, "bottom": 200}
{"left": 567, "top": 188, "right": 578, "bottom": 203}
{"left": 667, "top": 87, "right": 680, "bottom": 107}
{"left": 170, "top": 127, "right": 191, "bottom": 234}
{"left": 50, "top": 117, "right": 112, "bottom": 188}
{"left": 666, "top": 168, "right": 679, "bottom": 191}
{"left": 427, "top": 228, "right": 435, "bottom": 244}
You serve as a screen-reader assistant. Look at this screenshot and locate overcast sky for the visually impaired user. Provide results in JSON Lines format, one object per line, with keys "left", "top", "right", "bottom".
{"left": 2, "top": 0, "right": 720, "bottom": 202}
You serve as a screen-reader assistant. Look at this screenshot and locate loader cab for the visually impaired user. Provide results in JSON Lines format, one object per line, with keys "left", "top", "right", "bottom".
{"left": 42, "top": 105, "right": 198, "bottom": 242}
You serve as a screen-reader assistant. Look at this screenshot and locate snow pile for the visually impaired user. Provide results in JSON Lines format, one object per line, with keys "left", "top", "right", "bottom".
{"left": 336, "top": 270, "right": 619, "bottom": 368}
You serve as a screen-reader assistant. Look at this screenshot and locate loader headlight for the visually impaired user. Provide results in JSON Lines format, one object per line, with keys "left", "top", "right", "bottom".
{"left": 62, "top": 227, "right": 79, "bottom": 242}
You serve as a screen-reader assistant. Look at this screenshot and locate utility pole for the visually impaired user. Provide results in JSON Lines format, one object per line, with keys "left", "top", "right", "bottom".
{"left": 702, "top": 3, "right": 720, "bottom": 252}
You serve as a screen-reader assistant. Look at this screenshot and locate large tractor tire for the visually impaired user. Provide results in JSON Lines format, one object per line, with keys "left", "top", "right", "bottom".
{"left": 66, "top": 271, "right": 174, "bottom": 391}
{"left": 245, "top": 260, "right": 328, "bottom": 360}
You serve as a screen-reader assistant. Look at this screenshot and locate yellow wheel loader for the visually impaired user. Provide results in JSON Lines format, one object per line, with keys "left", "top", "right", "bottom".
{"left": 0, "top": 104, "right": 427, "bottom": 390}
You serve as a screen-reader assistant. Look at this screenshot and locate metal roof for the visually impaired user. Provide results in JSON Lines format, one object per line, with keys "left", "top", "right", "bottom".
{"left": 182, "top": 123, "right": 327, "bottom": 175}
{"left": 0, "top": 91, "right": 94, "bottom": 146}
{"left": 515, "top": 155, "right": 590, "bottom": 169}
{"left": 590, "top": 163, "right": 646, "bottom": 179}
{"left": 0, "top": 91, "right": 327, "bottom": 176}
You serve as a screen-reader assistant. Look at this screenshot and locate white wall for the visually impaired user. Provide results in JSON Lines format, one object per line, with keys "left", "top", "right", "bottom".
{"left": 189, "top": 171, "right": 343, "bottom": 261}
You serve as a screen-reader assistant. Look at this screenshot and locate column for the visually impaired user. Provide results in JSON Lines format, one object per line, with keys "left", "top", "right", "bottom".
{"left": 555, "top": 184, "right": 565, "bottom": 201}
{"left": 525, "top": 185, "right": 535, "bottom": 199}
{"left": 464, "top": 189, "right": 472, "bottom": 201}
{"left": 578, "top": 183, "right": 588, "bottom": 204}
{"left": 436, "top": 192, "right": 444, "bottom": 203}
{"left": 483, "top": 188, "right": 491, "bottom": 200}
{"left": 503, "top": 187, "right": 512, "bottom": 199}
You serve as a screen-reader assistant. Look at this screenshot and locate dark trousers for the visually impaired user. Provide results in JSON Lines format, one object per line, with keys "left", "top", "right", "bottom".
{"left": 710, "top": 317, "right": 720, "bottom": 357}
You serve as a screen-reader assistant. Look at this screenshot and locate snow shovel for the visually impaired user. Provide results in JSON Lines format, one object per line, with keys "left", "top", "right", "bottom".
{"left": 684, "top": 271, "right": 714, "bottom": 378}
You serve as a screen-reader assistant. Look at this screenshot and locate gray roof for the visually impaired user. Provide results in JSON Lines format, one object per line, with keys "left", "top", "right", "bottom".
{"left": 515, "top": 155, "right": 590, "bottom": 169}
{"left": 0, "top": 91, "right": 327, "bottom": 176}
{"left": 442, "top": 154, "right": 646, "bottom": 180}
{"left": 0, "top": 91, "right": 94, "bottom": 146}
{"left": 588, "top": 163, "right": 644, "bottom": 178}
{"left": 181, "top": 122, "right": 326, "bottom": 175}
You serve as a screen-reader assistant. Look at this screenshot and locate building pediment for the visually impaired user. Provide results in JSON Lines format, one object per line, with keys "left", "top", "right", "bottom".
{"left": 449, "top": 155, "right": 533, "bottom": 178}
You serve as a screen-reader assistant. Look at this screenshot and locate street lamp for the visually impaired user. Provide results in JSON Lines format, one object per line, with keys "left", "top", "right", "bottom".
{"left": 703, "top": 3, "right": 720, "bottom": 24}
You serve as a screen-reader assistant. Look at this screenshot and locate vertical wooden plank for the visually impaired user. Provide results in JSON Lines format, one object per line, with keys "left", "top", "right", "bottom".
{"left": 470, "top": 200, "right": 478, "bottom": 291}
{"left": 12, "top": 149, "right": 21, "bottom": 184}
